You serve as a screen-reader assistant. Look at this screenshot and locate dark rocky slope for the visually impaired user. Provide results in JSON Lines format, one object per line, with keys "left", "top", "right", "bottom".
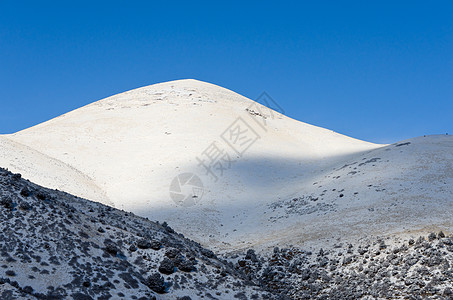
{"left": 231, "top": 234, "right": 453, "bottom": 299}
{"left": 0, "top": 167, "right": 273, "bottom": 299}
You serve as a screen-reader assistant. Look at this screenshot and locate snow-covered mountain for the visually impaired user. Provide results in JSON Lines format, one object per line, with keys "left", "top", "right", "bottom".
{"left": 0, "top": 79, "right": 452, "bottom": 254}
{"left": 2, "top": 166, "right": 452, "bottom": 299}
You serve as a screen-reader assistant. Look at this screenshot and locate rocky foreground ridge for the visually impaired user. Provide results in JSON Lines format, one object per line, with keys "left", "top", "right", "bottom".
{"left": 0, "top": 167, "right": 272, "bottom": 299}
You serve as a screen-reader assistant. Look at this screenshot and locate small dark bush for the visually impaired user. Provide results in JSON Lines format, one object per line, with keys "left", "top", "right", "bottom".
{"left": 19, "top": 201, "right": 32, "bottom": 211}
{"left": 150, "top": 240, "right": 162, "bottom": 250}
{"left": 146, "top": 273, "right": 166, "bottom": 294}
{"left": 104, "top": 242, "right": 118, "bottom": 255}
{"left": 159, "top": 257, "right": 175, "bottom": 275}
{"left": 20, "top": 187, "right": 31, "bottom": 197}
{"left": 177, "top": 259, "right": 195, "bottom": 272}
{"left": 137, "top": 239, "right": 151, "bottom": 249}
{"left": 36, "top": 192, "right": 48, "bottom": 201}
{"left": 0, "top": 196, "right": 14, "bottom": 209}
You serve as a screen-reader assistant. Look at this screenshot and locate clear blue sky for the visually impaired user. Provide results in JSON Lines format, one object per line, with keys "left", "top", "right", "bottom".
{"left": 1, "top": 1, "right": 452, "bottom": 143}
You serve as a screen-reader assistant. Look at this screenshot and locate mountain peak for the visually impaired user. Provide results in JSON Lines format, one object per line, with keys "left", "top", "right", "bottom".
{"left": 3, "top": 82, "right": 451, "bottom": 254}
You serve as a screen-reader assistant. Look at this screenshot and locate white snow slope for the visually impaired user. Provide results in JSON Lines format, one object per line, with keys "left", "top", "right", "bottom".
{"left": 1, "top": 79, "right": 452, "bottom": 252}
